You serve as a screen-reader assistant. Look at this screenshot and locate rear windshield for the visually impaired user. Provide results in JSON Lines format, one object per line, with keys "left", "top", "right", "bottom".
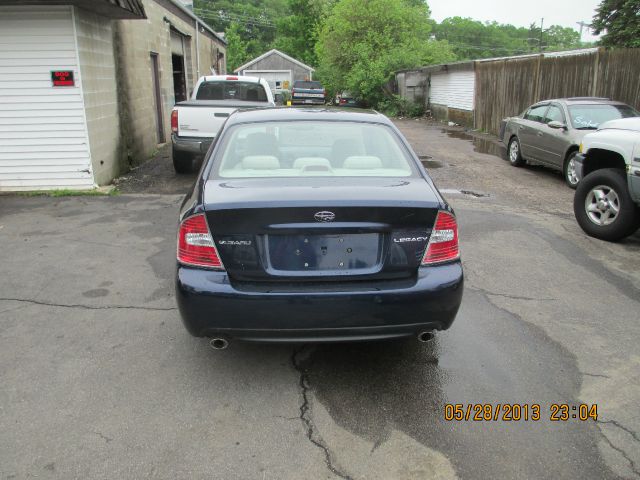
{"left": 196, "top": 81, "right": 269, "bottom": 102}
{"left": 211, "top": 121, "right": 416, "bottom": 178}
{"left": 568, "top": 104, "right": 639, "bottom": 129}
{"left": 293, "top": 81, "right": 323, "bottom": 90}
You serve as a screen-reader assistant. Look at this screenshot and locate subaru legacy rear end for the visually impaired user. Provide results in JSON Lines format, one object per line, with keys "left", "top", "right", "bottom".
{"left": 175, "top": 108, "right": 463, "bottom": 345}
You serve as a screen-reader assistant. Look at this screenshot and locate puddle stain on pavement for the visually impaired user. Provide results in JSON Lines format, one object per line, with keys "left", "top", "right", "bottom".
{"left": 442, "top": 129, "right": 505, "bottom": 158}
{"left": 297, "top": 287, "right": 616, "bottom": 479}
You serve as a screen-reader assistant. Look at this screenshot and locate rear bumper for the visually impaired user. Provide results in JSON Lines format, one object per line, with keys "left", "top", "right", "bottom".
{"left": 292, "top": 98, "right": 326, "bottom": 105}
{"left": 175, "top": 262, "right": 464, "bottom": 342}
{"left": 171, "top": 134, "right": 212, "bottom": 156}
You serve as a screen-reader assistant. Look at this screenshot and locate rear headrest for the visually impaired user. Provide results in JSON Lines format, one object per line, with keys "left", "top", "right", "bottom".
{"left": 293, "top": 157, "right": 331, "bottom": 170}
{"left": 343, "top": 156, "right": 382, "bottom": 169}
{"left": 241, "top": 155, "right": 280, "bottom": 170}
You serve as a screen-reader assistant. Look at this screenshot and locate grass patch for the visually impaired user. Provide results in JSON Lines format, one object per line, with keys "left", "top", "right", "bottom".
{"left": 15, "top": 188, "right": 120, "bottom": 197}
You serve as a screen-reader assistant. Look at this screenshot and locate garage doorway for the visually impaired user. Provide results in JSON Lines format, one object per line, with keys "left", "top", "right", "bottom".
{"left": 172, "top": 54, "right": 187, "bottom": 102}
{"left": 170, "top": 30, "right": 187, "bottom": 103}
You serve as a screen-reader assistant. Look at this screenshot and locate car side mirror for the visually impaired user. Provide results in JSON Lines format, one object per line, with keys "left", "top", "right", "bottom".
{"left": 548, "top": 120, "right": 567, "bottom": 130}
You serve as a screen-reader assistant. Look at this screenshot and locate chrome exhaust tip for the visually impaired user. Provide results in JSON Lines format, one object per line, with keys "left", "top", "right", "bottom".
{"left": 209, "top": 337, "right": 229, "bottom": 350}
{"left": 417, "top": 331, "right": 435, "bottom": 343}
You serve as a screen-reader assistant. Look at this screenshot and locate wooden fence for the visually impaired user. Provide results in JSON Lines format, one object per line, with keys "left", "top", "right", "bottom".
{"left": 475, "top": 48, "right": 640, "bottom": 135}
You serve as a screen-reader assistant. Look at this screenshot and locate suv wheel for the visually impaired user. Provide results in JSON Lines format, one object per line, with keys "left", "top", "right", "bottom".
{"left": 173, "top": 148, "right": 194, "bottom": 174}
{"left": 508, "top": 137, "right": 525, "bottom": 167}
{"left": 563, "top": 152, "right": 580, "bottom": 189}
{"left": 573, "top": 168, "right": 640, "bottom": 241}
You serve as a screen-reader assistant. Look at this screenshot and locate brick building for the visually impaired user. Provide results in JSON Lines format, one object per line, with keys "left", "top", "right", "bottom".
{"left": 0, "top": 0, "right": 226, "bottom": 191}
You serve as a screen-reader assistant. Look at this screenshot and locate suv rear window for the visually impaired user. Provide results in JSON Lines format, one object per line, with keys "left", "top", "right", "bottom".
{"left": 196, "top": 81, "right": 268, "bottom": 102}
{"left": 293, "top": 81, "right": 323, "bottom": 90}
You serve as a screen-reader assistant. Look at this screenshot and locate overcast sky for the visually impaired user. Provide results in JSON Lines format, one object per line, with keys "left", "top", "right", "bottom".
{"left": 427, "top": 0, "right": 602, "bottom": 42}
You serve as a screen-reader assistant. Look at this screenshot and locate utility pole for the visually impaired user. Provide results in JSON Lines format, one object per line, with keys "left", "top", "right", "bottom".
{"left": 576, "top": 21, "right": 590, "bottom": 42}
{"left": 539, "top": 17, "right": 544, "bottom": 52}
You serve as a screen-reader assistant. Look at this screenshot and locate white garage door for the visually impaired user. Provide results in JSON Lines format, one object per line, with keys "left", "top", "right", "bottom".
{"left": 0, "top": 5, "right": 94, "bottom": 191}
{"left": 430, "top": 70, "right": 475, "bottom": 111}
{"left": 244, "top": 70, "right": 292, "bottom": 91}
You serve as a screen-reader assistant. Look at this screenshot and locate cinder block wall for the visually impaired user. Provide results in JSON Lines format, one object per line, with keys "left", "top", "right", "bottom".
{"left": 74, "top": 7, "right": 122, "bottom": 185}
{"left": 114, "top": 0, "right": 225, "bottom": 167}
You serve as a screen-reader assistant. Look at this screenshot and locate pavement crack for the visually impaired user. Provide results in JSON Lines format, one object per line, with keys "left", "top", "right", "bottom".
{"left": 291, "top": 346, "right": 353, "bottom": 480}
{"left": 0, "top": 297, "right": 177, "bottom": 312}
{"left": 580, "top": 371, "right": 611, "bottom": 379}
{"left": 468, "top": 287, "right": 554, "bottom": 302}
{"left": 598, "top": 419, "right": 640, "bottom": 444}
{"left": 93, "top": 431, "right": 112, "bottom": 443}
{"left": 598, "top": 428, "right": 640, "bottom": 477}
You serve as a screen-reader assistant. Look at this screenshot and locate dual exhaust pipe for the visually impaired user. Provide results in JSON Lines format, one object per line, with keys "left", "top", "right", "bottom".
{"left": 209, "top": 331, "right": 434, "bottom": 349}
{"left": 209, "top": 337, "right": 229, "bottom": 350}
{"left": 417, "top": 331, "right": 435, "bottom": 343}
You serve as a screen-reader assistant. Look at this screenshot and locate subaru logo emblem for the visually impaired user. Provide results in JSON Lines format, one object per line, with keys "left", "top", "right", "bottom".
{"left": 314, "top": 211, "right": 335, "bottom": 222}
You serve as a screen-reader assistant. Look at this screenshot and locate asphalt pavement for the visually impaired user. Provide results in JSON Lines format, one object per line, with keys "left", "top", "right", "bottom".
{"left": 0, "top": 119, "right": 638, "bottom": 480}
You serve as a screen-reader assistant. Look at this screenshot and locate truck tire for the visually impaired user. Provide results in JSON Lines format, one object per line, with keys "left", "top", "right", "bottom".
{"left": 573, "top": 168, "right": 640, "bottom": 242}
{"left": 172, "top": 148, "right": 193, "bottom": 174}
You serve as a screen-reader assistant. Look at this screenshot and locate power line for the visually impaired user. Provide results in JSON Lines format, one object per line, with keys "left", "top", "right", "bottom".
{"left": 194, "top": 8, "right": 277, "bottom": 28}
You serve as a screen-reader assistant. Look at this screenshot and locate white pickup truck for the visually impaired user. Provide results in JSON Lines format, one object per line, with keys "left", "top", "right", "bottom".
{"left": 574, "top": 117, "right": 640, "bottom": 241}
{"left": 171, "top": 75, "right": 275, "bottom": 173}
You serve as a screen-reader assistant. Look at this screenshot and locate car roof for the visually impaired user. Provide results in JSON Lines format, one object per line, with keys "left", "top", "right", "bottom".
{"left": 532, "top": 97, "right": 629, "bottom": 107}
{"left": 225, "top": 106, "right": 389, "bottom": 126}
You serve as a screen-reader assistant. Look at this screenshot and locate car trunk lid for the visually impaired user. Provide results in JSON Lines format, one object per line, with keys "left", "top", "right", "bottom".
{"left": 203, "top": 178, "right": 443, "bottom": 282}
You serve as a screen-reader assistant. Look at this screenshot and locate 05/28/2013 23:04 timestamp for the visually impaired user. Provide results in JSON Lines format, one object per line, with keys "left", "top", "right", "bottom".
{"left": 444, "top": 404, "right": 598, "bottom": 422}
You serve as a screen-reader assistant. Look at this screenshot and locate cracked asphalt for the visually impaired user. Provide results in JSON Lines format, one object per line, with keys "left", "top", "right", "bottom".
{"left": 1, "top": 119, "right": 639, "bottom": 479}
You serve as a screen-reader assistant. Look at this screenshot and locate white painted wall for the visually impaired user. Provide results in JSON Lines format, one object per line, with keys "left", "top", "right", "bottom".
{"left": 0, "top": 5, "right": 95, "bottom": 191}
{"left": 243, "top": 70, "right": 292, "bottom": 92}
{"left": 429, "top": 70, "right": 475, "bottom": 111}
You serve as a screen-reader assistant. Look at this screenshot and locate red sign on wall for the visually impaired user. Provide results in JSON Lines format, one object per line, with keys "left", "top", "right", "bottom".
{"left": 51, "top": 70, "right": 74, "bottom": 87}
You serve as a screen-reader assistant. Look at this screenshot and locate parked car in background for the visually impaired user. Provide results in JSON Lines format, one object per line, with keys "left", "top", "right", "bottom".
{"left": 499, "top": 98, "right": 639, "bottom": 188}
{"left": 171, "top": 75, "right": 275, "bottom": 173}
{"left": 291, "top": 80, "right": 326, "bottom": 105}
{"left": 175, "top": 107, "right": 463, "bottom": 348}
{"left": 573, "top": 117, "right": 640, "bottom": 241}
{"left": 335, "top": 91, "right": 360, "bottom": 107}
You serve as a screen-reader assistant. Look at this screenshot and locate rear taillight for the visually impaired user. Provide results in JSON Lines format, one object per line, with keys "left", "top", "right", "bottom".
{"left": 177, "top": 214, "right": 224, "bottom": 269}
{"left": 422, "top": 211, "right": 459, "bottom": 265}
{"left": 171, "top": 109, "right": 178, "bottom": 133}
{"left": 291, "top": 88, "right": 295, "bottom": 95}
{"left": 226, "top": 76, "right": 238, "bottom": 81}
{"left": 339, "top": 98, "right": 347, "bottom": 104}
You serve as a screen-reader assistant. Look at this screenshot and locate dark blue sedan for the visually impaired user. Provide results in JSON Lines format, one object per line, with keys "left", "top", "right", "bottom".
{"left": 175, "top": 107, "right": 463, "bottom": 348}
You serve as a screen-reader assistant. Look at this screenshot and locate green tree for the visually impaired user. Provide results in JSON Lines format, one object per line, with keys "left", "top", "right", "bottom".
{"left": 592, "top": 0, "right": 640, "bottom": 47}
{"left": 194, "top": 0, "right": 287, "bottom": 60}
{"left": 433, "top": 17, "right": 531, "bottom": 59}
{"left": 273, "top": 0, "right": 333, "bottom": 66}
{"left": 225, "top": 22, "right": 250, "bottom": 72}
{"left": 544, "top": 25, "right": 582, "bottom": 50}
{"left": 433, "top": 17, "right": 582, "bottom": 60}
{"left": 316, "top": 0, "right": 455, "bottom": 106}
